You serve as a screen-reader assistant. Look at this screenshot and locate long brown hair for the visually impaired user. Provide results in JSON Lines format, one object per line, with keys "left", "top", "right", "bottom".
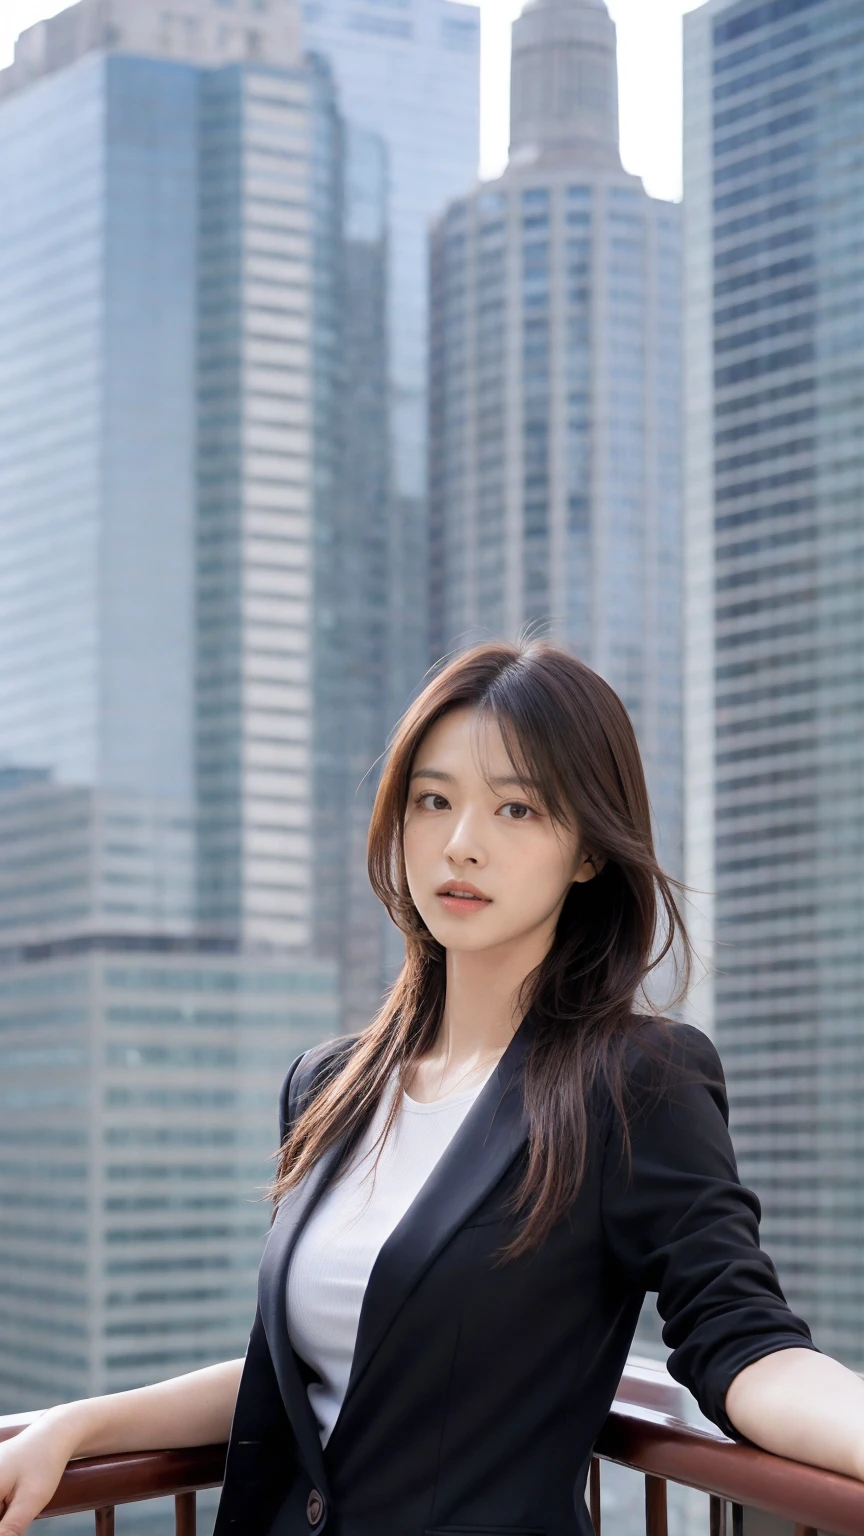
{"left": 270, "top": 639, "right": 692, "bottom": 1259}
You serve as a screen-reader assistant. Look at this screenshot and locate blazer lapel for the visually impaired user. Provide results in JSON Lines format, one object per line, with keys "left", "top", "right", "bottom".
{"left": 257, "top": 1143, "right": 345, "bottom": 1498}
{"left": 329, "top": 1010, "right": 534, "bottom": 1438}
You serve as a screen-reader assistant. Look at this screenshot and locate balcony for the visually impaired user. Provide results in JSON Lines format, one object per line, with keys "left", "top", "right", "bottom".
{"left": 3, "top": 1357, "right": 864, "bottom": 1536}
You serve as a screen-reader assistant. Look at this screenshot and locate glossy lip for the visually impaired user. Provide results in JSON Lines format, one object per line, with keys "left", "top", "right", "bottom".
{"left": 436, "top": 879, "right": 493, "bottom": 915}
{"left": 436, "top": 879, "right": 491, "bottom": 900}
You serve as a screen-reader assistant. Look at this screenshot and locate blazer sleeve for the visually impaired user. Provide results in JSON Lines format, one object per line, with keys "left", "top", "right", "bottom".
{"left": 600, "top": 1021, "right": 821, "bottom": 1441}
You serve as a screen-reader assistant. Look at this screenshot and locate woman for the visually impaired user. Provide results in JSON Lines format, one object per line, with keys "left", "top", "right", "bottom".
{"left": 2, "top": 640, "right": 864, "bottom": 1536}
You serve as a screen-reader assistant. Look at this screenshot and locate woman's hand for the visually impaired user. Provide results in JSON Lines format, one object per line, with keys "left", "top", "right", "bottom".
{"left": 0, "top": 1413, "right": 81, "bottom": 1535}
{"left": 0, "top": 1356, "right": 245, "bottom": 1536}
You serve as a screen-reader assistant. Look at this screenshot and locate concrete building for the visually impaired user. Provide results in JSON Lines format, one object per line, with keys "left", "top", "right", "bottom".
{"left": 0, "top": 0, "right": 379, "bottom": 1432}
{"left": 429, "top": 0, "right": 683, "bottom": 876}
{"left": 684, "top": 0, "right": 864, "bottom": 1366}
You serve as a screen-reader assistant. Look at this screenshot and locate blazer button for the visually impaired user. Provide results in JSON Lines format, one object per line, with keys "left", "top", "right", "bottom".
{"left": 306, "top": 1489, "right": 325, "bottom": 1526}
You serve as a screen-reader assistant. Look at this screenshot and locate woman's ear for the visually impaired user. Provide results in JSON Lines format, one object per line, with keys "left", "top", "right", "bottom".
{"left": 573, "top": 851, "right": 606, "bottom": 885}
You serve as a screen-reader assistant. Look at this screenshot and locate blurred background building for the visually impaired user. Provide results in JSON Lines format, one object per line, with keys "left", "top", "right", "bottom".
{"left": 0, "top": 0, "right": 377, "bottom": 1429}
{"left": 0, "top": 942, "right": 337, "bottom": 1400}
{"left": 684, "top": 0, "right": 864, "bottom": 1370}
{"left": 302, "top": 0, "right": 480, "bottom": 734}
{"left": 429, "top": 0, "right": 684, "bottom": 876}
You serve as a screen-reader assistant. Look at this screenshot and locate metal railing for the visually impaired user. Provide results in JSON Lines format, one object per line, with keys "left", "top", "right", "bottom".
{"left": 3, "top": 1358, "right": 864, "bottom": 1535}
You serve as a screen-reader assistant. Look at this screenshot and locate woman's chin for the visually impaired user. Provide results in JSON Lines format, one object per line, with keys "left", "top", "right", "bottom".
{"left": 428, "top": 921, "right": 515, "bottom": 956}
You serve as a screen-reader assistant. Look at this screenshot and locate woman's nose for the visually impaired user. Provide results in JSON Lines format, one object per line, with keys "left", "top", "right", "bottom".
{"left": 443, "top": 811, "right": 486, "bottom": 866}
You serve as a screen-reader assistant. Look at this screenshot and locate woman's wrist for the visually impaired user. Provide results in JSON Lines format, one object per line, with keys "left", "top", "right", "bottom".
{"left": 36, "top": 1398, "right": 109, "bottom": 1461}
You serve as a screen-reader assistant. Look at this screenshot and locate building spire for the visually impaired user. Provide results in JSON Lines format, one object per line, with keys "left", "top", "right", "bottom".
{"left": 509, "top": 0, "right": 621, "bottom": 169}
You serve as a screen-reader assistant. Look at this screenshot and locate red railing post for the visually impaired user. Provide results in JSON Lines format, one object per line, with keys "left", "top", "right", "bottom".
{"left": 709, "top": 1495, "right": 726, "bottom": 1535}
{"left": 644, "top": 1474, "right": 667, "bottom": 1536}
{"left": 175, "top": 1491, "right": 196, "bottom": 1535}
{"left": 94, "top": 1509, "right": 115, "bottom": 1535}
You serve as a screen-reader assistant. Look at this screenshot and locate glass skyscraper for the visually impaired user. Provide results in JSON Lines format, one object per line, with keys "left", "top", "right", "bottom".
{"left": 301, "top": 0, "right": 481, "bottom": 726}
{"left": 684, "top": 0, "right": 864, "bottom": 1366}
{"left": 0, "top": 0, "right": 392, "bottom": 1017}
{"left": 0, "top": 0, "right": 387, "bottom": 1432}
{"left": 429, "top": 0, "right": 683, "bottom": 877}
{"left": 0, "top": 46, "right": 199, "bottom": 854}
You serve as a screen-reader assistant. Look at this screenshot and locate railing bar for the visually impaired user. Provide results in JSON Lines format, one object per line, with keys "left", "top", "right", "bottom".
{"left": 94, "top": 1508, "right": 115, "bottom": 1536}
{"left": 175, "top": 1490, "right": 197, "bottom": 1536}
{"left": 731, "top": 1504, "right": 743, "bottom": 1536}
{"left": 793, "top": 1528, "right": 818, "bottom": 1536}
{"left": 645, "top": 1473, "right": 668, "bottom": 1536}
{"left": 709, "top": 1495, "right": 726, "bottom": 1536}
{"left": 589, "top": 1455, "right": 601, "bottom": 1536}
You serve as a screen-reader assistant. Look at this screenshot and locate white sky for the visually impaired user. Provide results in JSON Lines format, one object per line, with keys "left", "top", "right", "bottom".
{"left": 481, "top": 0, "right": 707, "bottom": 201}
{"left": 1, "top": 0, "right": 707, "bottom": 201}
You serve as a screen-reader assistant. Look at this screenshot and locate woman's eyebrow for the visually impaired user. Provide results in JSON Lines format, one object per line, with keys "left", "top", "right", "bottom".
{"left": 409, "top": 767, "right": 539, "bottom": 790}
{"left": 487, "top": 774, "right": 540, "bottom": 790}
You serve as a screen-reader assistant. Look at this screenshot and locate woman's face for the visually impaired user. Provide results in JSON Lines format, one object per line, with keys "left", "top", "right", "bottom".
{"left": 403, "top": 705, "right": 599, "bottom": 956}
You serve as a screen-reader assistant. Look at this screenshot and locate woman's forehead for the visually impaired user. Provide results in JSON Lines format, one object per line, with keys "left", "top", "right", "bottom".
{"left": 415, "top": 708, "right": 534, "bottom": 785}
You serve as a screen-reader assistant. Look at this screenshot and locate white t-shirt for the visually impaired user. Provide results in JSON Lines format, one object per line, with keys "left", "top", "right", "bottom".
{"left": 286, "top": 1066, "right": 494, "bottom": 1446}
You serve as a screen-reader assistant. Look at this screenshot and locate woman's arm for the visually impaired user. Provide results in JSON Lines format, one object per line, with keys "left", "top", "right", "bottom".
{"left": 41, "top": 1357, "right": 245, "bottom": 1459}
{"left": 725, "top": 1346, "right": 864, "bottom": 1481}
{"left": 601, "top": 1024, "right": 823, "bottom": 1442}
{"left": 0, "top": 1360, "right": 244, "bottom": 1535}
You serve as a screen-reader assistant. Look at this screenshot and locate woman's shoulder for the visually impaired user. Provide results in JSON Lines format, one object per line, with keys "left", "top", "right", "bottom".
{"left": 278, "top": 1031, "right": 362, "bottom": 1141}
{"left": 623, "top": 1016, "right": 725, "bottom": 1076}
{"left": 610, "top": 1015, "right": 728, "bottom": 1122}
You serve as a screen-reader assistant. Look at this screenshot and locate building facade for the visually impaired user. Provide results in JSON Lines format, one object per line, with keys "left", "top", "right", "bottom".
{"left": 0, "top": 943, "right": 338, "bottom": 1411}
{"left": 0, "top": 0, "right": 382, "bottom": 1427}
{"left": 301, "top": 0, "right": 481, "bottom": 729}
{"left": 0, "top": 0, "right": 391, "bottom": 1010}
{"left": 684, "top": 0, "right": 864, "bottom": 1365}
{"left": 429, "top": 0, "right": 683, "bottom": 876}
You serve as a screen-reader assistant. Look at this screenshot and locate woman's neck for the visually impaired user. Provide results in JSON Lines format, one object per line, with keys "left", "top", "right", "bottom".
{"left": 441, "top": 924, "right": 551, "bottom": 1050}
{"left": 404, "top": 935, "right": 545, "bottom": 1103}
{"left": 439, "top": 956, "right": 522, "bottom": 1057}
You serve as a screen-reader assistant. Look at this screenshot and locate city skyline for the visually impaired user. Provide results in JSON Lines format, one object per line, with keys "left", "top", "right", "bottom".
{"left": 4, "top": 0, "right": 706, "bottom": 202}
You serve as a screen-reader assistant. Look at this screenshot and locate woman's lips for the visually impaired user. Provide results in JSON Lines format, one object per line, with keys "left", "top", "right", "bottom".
{"left": 437, "top": 893, "right": 493, "bottom": 914}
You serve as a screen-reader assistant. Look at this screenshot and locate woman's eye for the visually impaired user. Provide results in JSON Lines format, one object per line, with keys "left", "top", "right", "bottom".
{"left": 413, "top": 793, "right": 538, "bottom": 819}
{"left": 499, "top": 802, "right": 537, "bottom": 821}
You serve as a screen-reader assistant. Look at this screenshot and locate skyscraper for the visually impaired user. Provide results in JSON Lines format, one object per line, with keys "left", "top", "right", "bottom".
{"left": 0, "top": 0, "right": 392, "bottom": 1004}
{"left": 301, "top": 0, "right": 481, "bottom": 728}
{"left": 684, "top": 0, "right": 864, "bottom": 1366}
{"left": 0, "top": 0, "right": 386, "bottom": 1419}
{"left": 429, "top": 0, "right": 683, "bottom": 876}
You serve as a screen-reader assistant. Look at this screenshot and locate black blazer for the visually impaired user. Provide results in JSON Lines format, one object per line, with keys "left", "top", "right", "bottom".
{"left": 212, "top": 1014, "right": 818, "bottom": 1536}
